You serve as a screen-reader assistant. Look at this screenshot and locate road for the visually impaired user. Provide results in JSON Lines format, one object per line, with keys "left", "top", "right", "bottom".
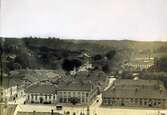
{"left": 18, "top": 104, "right": 167, "bottom": 115}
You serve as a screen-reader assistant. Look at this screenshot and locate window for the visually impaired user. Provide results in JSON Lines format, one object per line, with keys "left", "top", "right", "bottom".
{"left": 35, "top": 95, "right": 37, "bottom": 100}
{"left": 82, "top": 92, "right": 84, "bottom": 96}
{"left": 144, "top": 101, "right": 147, "bottom": 106}
{"left": 31, "top": 94, "right": 33, "bottom": 99}
{"left": 64, "top": 98, "right": 67, "bottom": 103}
{"left": 49, "top": 95, "right": 51, "bottom": 99}
{"left": 73, "top": 92, "right": 76, "bottom": 97}
{"left": 86, "top": 93, "right": 88, "bottom": 97}
{"left": 82, "top": 98, "right": 85, "bottom": 103}
{"left": 60, "top": 98, "right": 63, "bottom": 103}
{"left": 68, "top": 92, "right": 71, "bottom": 96}
{"left": 59, "top": 92, "right": 62, "bottom": 96}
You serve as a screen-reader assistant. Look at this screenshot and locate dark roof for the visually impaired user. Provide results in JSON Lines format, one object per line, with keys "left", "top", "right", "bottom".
{"left": 75, "top": 70, "right": 106, "bottom": 82}
{"left": 9, "top": 69, "right": 65, "bottom": 83}
{"left": 17, "top": 112, "right": 63, "bottom": 115}
{"left": 113, "top": 79, "right": 165, "bottom": 89}
{"left": 25, "top": 83, "right": 57, "bottom": 94}
{"left": 57, "top": 81, "right": 93, "bottom": 91}
{"left": 103, "top": 79, "right": 167, "bottom": 99}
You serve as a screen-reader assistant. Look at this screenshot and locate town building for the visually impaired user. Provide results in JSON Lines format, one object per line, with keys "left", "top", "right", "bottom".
{"left": 25, "top": 83, "right": 57, "bottom": 104}
{"left": 0, "top": 77, "right": 22, "bottom": 103}
{"left": 57, "top": 80, "right": 98, "bottom": 105}
{"left": 102, "top": 79, "right": 167, "bottom": 108}
{"left": 124, "top": 57, "right": 154, "bottom": 71}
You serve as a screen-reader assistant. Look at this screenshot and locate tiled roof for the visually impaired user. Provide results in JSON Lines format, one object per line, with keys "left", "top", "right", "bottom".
{"left": 103, "top": 79, "right": 167, "bottom": 99}
{"left": 25, "top": 83, "right": 57, "bottom": 94}
{"left": 57, "top": 81, "right": 93, "bottom": 91}
{"left": 114, "top": 79, "right": 165, "bottom": 88}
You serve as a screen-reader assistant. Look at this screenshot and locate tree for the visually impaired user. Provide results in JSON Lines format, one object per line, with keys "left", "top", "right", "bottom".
{"left": 106, "top": 50, "right": 116, "bottom": 60}
{"left": 156, "top": 56, "right": 167, "bottom": 72}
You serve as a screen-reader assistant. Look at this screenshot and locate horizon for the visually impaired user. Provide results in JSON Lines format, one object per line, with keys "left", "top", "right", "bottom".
{"left": 1, "top": 36, "right": 167, "bottom": 42}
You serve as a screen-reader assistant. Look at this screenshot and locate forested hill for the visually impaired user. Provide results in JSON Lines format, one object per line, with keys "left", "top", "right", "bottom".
{"left": 0, "top": 37, "right": 167, "bottom": 74}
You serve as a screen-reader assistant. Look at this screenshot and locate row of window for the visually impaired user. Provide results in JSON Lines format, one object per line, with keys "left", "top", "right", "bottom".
{"left": 103, "top": 97, "right": 165, "bottom": 102}
{"left": 58, "top": 91, "right": 89, "bottom": 97}
{"left": 103, "top": 98, "right": 166, "bottom": 107}
{"left": 28, "top": 94, "right": 56, "bottom": 100}
{"left": 59, "top": 97, "right": 86, "bottom": 103}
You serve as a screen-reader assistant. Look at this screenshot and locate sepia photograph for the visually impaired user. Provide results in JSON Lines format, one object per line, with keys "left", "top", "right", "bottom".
{"left": 1, "top": 0, "right": 167, "bottom": 115}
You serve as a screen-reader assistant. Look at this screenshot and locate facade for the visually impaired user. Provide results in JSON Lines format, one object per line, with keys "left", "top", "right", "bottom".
{"left": 102, "top": 79, "right": 167, "bottom": 108}
{"left": 125, "top": 57, "right": 154, "bottom": 71}
{"left": 0, "top": 78, "right": 21, "bottom": 103}
{"left": 57, "top": 81, "right": 98, "bottom": 105}
{"left": 25, "top": 83, "right": 57, "bottom": 104}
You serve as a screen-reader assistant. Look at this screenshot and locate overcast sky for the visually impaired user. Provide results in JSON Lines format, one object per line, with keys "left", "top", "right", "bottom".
{"left": 1, "top": 0, "right": 167, "bottom": 41}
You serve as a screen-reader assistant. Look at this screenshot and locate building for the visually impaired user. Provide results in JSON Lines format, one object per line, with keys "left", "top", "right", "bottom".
{"left": 74, "top": 70, "right": 109, "bottom": 92}
{"left": 124, "top": 57, "right": 154, "bottom": 71}
{"left": 0, "top": 77, "right": 21, "bottom": 103}
{"left": 25, "top": 83, "right": 57, "bottom": 104}
{"left": 57, "top": 80, "right": 98, "bottom": 105}
{"left": 102, "top": 79, "right": 167, "bottom": 108}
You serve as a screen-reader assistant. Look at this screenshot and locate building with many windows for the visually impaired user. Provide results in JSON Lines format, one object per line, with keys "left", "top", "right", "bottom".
{"left": 57, "top": 80, "right": 98, "bottom": 105}
{"left": 0, "top": 77, "right": 22, "bottom": 103}
{"left": 102, "top": 79, "right": 167, "bottom": 108}
{"left": 124, "top": 57, "right": 154, "bottom": 71}
{"left": 25, "top": 83, "right": 57, "bottom": 104}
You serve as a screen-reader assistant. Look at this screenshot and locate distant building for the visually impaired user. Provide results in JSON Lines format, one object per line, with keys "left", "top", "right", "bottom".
{"left": 0, "top": 77, "right": 23, "bottom": 103}
{"left": 75, "top": 70, "right": 109, "bottom": 92}
{"left": 57, "top": 80, "right": 98, "bottom": 105}
{"left": 124, "top": 57, "right": 154, "bottom": 71}
{"left": 102, "top": 79, "right": 167, "bottom": 108}
{"left": 25, "top": 83, "right": 57, "bottom": 104}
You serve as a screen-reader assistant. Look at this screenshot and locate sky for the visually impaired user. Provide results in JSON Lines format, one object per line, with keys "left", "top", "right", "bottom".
{"left": 1, "top": 0, "right": 167, "bottom": 41}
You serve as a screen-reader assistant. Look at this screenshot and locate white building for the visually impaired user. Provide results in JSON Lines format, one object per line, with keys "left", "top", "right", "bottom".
{"left": 0, "top": 77, "right": 20, "bottom": 103}
{"left": 25, "top": 83, "right": 57, "bottom": 104}
{"left": 57, "top": 81, "right": 98, "bottom": 105}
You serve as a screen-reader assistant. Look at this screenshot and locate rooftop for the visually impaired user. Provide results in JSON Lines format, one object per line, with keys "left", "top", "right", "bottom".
{"left": 57, "top": 80, "right": 93, "bottom": 91}
{"left": 25, "top": 83, "right": 57, "bottom": 94}
{"left": 103, "top": 79, "right": 167, "bottom": 99}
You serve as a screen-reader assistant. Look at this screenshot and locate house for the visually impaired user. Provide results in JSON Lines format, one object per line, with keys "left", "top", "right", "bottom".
{"left": 0, "top": 77, "right": 20, "bottom": 103}
{"left": 102, "top": 79, "right": 167, "bottom": 108}
{"left": 124, "top": 57, "right": 154, "bottom": 71}
{"left": 57, "top": 80, "right": 98, "bottom": 105}
{"left": 25, "top": 83, "right": 57, "bottom": 104}
{"left": 74, "top": 70, "right": 109, "bottom": 92}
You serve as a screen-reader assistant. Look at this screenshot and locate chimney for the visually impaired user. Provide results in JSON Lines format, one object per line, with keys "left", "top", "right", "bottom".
{"left": 51, "top": 109, "right": 54, "bottom": 115}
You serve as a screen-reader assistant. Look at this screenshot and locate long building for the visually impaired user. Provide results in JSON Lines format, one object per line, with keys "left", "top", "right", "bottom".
{"left": 57, "top": 80, "right": 98, "bottom": 105}
{"left": 102, "top": 79, "right": 167, "bottom": 108}
{"left": 25, "top": 83, "right": 57, "bottom": 104}
{"left": 0, "top": 77, "right": 24, "bottom": 103}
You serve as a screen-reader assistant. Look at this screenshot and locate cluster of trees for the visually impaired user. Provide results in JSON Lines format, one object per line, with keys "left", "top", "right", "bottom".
{"left": 1, "top": 38, "right": 120, "bottom": 74}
